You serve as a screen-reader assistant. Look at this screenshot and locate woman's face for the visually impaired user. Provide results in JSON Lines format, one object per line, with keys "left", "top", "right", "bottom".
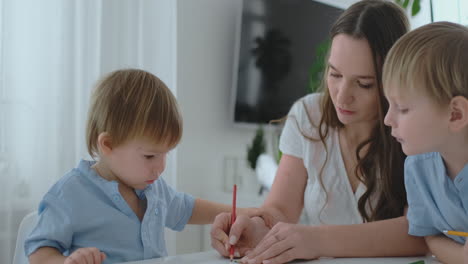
{"left": 327, "top": 34, "right": 379, "bottom": 126}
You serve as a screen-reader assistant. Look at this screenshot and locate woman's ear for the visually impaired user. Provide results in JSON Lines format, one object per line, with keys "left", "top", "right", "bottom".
{"left": 448, "top": 96, "right": 468, "bottom": 132}
{"left": 97, "top": 132, "right": 113, "bottom": 156}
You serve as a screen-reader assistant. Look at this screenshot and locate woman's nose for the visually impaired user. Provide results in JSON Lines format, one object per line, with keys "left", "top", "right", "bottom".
{"left": 336, "top": 82, "right": 353, "bottom": 105}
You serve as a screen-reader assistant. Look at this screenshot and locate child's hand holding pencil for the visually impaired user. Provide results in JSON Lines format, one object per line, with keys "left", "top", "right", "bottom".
{"left": 464, "top": 240, "right": 468, "bottom": 264}
{"left": 443, "top": 230, "right": 468, "bottom": 264}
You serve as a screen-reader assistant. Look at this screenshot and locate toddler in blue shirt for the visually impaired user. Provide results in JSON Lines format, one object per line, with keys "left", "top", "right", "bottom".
{"left": 25, "top": 69, "right": 257, "bottom": 264}
{"left": 383, "top": 22, "right": 468, "bottom": 264}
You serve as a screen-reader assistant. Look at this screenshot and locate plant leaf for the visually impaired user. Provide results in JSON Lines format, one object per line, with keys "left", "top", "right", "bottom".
{"left": 307, "top": 39, "right": 330, "bottom": 93}
{"left": 403, "top": 0, "right": 410, "bottom": 8}
{"left": 411, "top": 0, "right": 421, "bottom": 16}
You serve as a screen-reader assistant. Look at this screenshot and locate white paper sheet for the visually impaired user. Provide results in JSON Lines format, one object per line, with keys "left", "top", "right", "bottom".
{"left": 118, "top": 250, "right": 441, "bottom": 264}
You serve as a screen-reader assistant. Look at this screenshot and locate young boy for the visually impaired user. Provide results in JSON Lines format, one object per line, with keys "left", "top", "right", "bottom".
{"left": 25, "top": 69, "right": 256, "bottom": 264}
{"left": 383, "top": 22, "right": 468, "bottom": 264}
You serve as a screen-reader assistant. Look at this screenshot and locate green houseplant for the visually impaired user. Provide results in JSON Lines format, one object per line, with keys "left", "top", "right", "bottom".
{"left": 247, "top": 126, "right": 266, "bottom": 170}
{"left": 395, "top": 0, "right": 421, "bottom": 16}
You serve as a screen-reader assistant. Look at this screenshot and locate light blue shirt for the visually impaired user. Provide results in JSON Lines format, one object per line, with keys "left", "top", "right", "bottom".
{"left": 405, "top": 152, "right": 468, "bottom": 244}
{"left": 24, "top": 159, "right": 195, "bottom": 263}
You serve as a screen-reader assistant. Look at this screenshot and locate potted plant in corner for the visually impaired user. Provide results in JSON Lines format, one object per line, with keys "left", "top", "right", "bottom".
{"left": 246, "top": 126, "right": 266, "bottom": 194}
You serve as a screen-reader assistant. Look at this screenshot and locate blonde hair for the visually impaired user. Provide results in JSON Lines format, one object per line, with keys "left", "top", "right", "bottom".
{"left": 383, "top": 22, "right": 468, "bottom": 105}
{"left": 86, "top": 69, "right": 182, "bottom": 158}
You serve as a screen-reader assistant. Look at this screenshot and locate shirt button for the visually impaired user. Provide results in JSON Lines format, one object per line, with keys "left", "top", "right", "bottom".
{"left": 113, "top": 195, "right": 121, "bottom": 202}
{"left": 155, "top": 209, "right": 159, "bottom": 215}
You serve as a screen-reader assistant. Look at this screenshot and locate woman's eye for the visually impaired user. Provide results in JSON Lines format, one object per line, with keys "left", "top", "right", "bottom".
{"left": 358, "top": 82, "right": 373, "bottom": 89}
{"left": 330, "top": 72, "right": 341, "bottom": 78}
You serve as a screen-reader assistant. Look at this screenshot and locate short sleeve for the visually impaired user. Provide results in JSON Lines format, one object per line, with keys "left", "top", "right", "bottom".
{"left": 280, "top": 94, "right": 322, "bottom": 160}
{"left": 158, "top": 179, "right": 195, "bottom": 231}
{"left": 405, "top": 157, "right": 440, "bottom": 237}
{"left": 24, "top": 193, "right": 73, "bottom": 256}
{"left": 279, "top": 99, "right": 305, "bottom": 159}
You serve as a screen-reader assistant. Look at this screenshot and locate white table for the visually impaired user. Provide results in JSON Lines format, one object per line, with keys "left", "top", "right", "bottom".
{"left": 119, "top": 250, "right": 441, "bottom": 264}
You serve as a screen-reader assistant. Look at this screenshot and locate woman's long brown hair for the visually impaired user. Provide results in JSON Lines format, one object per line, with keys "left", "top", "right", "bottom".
{"left": 303, "top": 0, "right": 409, "bottom": 222}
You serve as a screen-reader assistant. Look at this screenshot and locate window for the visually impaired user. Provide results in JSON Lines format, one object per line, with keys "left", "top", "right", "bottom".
{"left": 432, "top": 0, "right": 468, "bottom": 24}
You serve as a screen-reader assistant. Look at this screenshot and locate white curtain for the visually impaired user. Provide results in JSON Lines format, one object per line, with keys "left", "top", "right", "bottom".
{"left": 0, "top": 0, "right": 178, "bottom": 262}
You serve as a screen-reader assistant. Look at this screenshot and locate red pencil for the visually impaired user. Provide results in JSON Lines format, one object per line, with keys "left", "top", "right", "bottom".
{"left": 229, "top": 184, "right": 237, "bottom": 261}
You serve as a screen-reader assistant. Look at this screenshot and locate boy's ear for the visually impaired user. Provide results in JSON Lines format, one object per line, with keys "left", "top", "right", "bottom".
{"left": 97, "top": 132, "right": 113, "bottom": 156}
{"left": 448, "top": 96, "right": 468, "bottom": 132}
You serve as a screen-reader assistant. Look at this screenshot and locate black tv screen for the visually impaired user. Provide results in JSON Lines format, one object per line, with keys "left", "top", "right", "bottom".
{"left": 233, "top": 0, "right": 344, "bottom": 125}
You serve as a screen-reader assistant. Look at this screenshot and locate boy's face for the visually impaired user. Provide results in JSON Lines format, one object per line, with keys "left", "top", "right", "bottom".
{"left": 107, "top": 137, "right": 171, "bottom": 190}
{"left": 327, "top": 34, "right": 379, "bottom": 126}
{"left": 384, "top": 86, "right": 450, "bottom": 155}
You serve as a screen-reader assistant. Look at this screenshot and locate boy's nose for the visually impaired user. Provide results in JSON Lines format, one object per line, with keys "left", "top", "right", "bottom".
{"left": 384, "top": 111, "right": 393, "bottom": 127}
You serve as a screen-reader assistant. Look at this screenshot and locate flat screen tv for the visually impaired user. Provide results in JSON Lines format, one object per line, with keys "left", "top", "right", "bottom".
{"left": 232, "top": 0, "right": 344, "bottom": 125}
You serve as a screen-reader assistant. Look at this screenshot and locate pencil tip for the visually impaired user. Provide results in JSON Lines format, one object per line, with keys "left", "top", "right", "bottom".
{"left": 442, "top": 230, "right": 448, "bottom": 234}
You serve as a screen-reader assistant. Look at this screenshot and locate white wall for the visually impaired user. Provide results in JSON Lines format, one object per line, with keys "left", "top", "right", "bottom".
{"left": 176, "top": 0, "right": 259, "bottom": 254}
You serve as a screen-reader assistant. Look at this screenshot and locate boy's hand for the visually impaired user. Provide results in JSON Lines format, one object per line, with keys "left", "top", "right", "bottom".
{"left": 464, "top": 240, "right": 468, "bottom": 264}
{"left": 65, "top": 247, "right": 106, "bottom": 264}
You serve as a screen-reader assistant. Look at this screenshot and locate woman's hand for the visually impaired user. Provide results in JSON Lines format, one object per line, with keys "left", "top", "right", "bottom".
{"left": 241, "top": 222, "right": 319, "bottom": 264}
{"left": 211, "top": 213, "right": 270, "bottom": 258}
{"left": 238, "top": 207, "right": 262, "bottom": 218}
{"left": 65, "top": 247, "right": 106, "bottom": 264}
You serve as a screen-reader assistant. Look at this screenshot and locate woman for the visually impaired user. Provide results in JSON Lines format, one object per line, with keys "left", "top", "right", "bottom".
{"left": 211, "top": 1, "right": 428, "bottom": 263}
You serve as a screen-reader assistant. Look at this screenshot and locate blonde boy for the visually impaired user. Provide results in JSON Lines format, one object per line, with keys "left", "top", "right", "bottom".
{"left": 25, "top": 69, "right": 253, "bottom": 264}
{"left": 383, "top": 22, "right": 468, "bottom": 264}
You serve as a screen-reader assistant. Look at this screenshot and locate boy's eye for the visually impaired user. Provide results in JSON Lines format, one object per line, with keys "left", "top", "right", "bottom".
{"left": 398, "top": 108, "right": 409, "bottom": 114}
{"left": 144, "top": 155, "right": 154, "bottom": 159}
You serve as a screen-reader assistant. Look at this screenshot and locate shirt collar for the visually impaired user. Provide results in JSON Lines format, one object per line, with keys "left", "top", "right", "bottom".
{"left": 77, "top": 159, "right": 151, "bottom": 199}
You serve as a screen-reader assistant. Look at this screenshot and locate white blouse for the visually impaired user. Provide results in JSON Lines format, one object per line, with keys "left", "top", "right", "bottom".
{"left": 279, "top": 93, "right": 372, "bottom": 225}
